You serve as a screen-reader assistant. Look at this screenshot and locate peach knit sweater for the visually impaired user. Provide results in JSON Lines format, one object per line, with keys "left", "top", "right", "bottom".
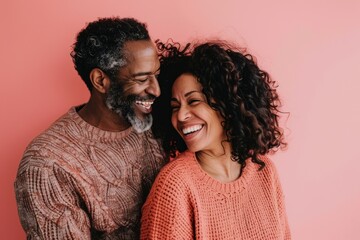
{"left": 141, "top": 150, "right": 291, "bottom": 240}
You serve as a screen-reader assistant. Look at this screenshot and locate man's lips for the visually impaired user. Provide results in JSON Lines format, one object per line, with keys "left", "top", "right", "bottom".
{"left": 135, "top": 100, "right": 154, "bottom": 110}
{"left": 135, "top": 100, "right": 155, "bottom": 114}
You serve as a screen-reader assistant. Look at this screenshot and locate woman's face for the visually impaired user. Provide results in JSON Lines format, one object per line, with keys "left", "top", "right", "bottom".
{"left": 170, "top": 73, "right": 226, "bottom": 153}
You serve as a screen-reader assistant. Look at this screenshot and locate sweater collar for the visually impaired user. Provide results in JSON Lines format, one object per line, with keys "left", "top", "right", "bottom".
{"left": 184, "top": 150, "right": 257, "bottom": 193}
{"left": 68, "top": 106, "right": 135, "bottom": 141}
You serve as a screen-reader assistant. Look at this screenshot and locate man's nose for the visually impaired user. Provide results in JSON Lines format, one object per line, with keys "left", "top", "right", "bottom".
{"left": 146, "top": 76, "right": 161, "bottom": 97}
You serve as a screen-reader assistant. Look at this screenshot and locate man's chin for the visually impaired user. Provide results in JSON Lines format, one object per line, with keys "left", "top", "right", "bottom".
{"left": 106, "top": 101, "right": 153, "bottom": 133}
{"left": 127, "top": 114, "right": 153, "bottom": 133}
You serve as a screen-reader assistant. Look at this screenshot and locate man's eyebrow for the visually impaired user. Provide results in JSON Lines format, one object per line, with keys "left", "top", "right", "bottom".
{"left": 132, "top": 67, "right": 160, "bottom": 77}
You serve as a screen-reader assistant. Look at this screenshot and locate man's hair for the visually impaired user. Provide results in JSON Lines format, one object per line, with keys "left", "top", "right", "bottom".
{"left": 153, "top": 40, "right": 286, "bottom": 174}
{"left": 71, "top": 17, "right": 150, "bottom": 91}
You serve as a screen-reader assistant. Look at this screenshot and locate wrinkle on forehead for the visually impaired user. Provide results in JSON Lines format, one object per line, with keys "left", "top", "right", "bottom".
{"left": 121, "top": 41, "right": 159, "bottom": 75}
{"left": 123, "top": 40, "right": 157, "bottom": 60}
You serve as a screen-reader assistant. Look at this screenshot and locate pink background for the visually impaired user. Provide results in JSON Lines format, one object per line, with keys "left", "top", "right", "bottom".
{"left": 1, "top": 0, "right": 359, "bottom": 239}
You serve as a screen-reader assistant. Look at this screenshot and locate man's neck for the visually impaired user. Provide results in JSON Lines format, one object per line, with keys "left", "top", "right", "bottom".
{"left": 78, "top": 98, "right": 131, "bottom": 132}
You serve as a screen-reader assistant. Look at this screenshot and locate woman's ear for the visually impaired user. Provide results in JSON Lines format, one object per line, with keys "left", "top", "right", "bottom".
{"left": 89, "top": 68, "right": 111, "bottom": 94}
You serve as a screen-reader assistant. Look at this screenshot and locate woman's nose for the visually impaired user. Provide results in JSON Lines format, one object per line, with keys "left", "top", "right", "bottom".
{"left": 177, "top": 105, "right": 191, "bottom": 122}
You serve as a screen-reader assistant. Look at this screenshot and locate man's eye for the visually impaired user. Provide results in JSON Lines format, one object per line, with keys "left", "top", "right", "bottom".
{"left": 134, "top": 77, "right": 149, "bottom": 83}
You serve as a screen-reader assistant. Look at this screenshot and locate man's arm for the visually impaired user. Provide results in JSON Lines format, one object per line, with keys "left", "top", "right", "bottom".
{"left": 15, "top": 160, "right": 91, "bottom": 240}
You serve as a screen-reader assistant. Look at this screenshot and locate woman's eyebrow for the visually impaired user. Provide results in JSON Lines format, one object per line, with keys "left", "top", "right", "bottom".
{"left": 171, "top": 90, "right": 202, "bottom": 102}
{"left": 170, "top": 97, "right": 179, "bottom": 103}
{"left": 184, "top": 90, "right": 201, "bottom": 97}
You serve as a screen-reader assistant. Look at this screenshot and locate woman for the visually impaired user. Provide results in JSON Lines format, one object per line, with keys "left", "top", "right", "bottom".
{"left": 141, "top": 40, "right": 291, "bottom": 239}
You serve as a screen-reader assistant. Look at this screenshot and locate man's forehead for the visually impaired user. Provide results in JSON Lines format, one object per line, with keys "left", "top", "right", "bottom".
{"left": 123, "top": 40, "right": 156, "bottom": 56}
{"left": 119, "top": 41, "right": 160, "bottom": 76}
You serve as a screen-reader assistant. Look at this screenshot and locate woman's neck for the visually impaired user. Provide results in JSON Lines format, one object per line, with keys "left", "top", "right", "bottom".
{"left": 195, "top": 143, "right": 241, "bottom": 183}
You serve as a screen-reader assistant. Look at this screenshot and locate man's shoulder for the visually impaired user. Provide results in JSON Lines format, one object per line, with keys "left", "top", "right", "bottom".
{"left": 28, "top": 108, "right": 77, "bottom": 146}
{"left": 20, "top": 108, "right": 81, "bottom": 166}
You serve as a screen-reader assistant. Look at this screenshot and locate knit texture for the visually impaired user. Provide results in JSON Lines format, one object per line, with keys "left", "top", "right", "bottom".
{"left": 15, "top": 106, "right": 166, "bottom": 240}
{"left": 141, "top": 150, "right": 291, "bottom": 240}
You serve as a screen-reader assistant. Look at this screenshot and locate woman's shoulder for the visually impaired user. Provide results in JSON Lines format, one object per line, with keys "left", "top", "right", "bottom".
{"left": 148, "top": 151, "right": 197, "bottom": 199}
{"left": 155, "top": 151, "right": 196, "bottom": 182}
{"left": 255, "top": 154, "right": 282, "bottom": 181}
{"left": 165, "top": 150, "right": 195, "bottom": 169}
{"left": 258, "top": 154, "right": 275, "bottom": 168}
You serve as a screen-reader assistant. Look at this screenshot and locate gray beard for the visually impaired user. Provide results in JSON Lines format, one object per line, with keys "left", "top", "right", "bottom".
{"left": 126, "top": 111, "right": 153, "bottom": 133}
{"left": 105, "top": 82, "right": 153, "bottom": 133}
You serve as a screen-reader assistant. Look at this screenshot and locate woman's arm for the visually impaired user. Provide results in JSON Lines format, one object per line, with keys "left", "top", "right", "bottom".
{"left": 141, "top": 164, "right": 194, "bottom": 240}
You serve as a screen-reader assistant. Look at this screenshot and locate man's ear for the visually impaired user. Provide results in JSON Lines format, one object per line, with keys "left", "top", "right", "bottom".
{"left": 89, "top": 68, "right": 111, "bottom": 94}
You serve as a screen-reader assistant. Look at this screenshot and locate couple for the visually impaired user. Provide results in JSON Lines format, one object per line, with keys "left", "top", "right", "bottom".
{"left": 14, "top": 17, "right": 290, "bottom": 239}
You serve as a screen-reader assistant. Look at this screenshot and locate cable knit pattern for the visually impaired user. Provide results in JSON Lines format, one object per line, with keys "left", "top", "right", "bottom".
{"left": 15, "top": 106, "right": 166, "bottom": 240}
{"left": 141, "top": 150, "right": 291, "bottom": 240}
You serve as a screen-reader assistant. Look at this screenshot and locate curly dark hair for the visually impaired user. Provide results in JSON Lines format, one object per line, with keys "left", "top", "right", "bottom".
{"left": 152, "top": 40, "right": 286, "bottom": 172}
{"left": 71, "top": 17, "right": 150, "bottom": 91}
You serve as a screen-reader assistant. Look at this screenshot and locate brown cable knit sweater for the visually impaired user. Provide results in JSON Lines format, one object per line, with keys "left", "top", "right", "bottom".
{"left": 15, "top": 106, "right": 166, "bottom": 239}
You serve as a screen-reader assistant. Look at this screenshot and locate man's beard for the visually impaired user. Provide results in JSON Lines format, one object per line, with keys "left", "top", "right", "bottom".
{"left": 105, "top": 81, "right": 153, "bottom": 133}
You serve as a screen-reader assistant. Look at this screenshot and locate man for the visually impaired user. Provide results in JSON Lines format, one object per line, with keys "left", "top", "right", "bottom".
{"left": 15, "top": 17, "right": 166, "bottom": 239}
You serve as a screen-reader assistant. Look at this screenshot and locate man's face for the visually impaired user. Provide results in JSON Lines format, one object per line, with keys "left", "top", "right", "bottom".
{"left": 105, "top": 40, "right": 161, "bottom": 133}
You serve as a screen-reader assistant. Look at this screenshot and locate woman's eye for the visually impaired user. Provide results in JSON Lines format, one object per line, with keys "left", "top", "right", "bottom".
{"left": 189, "top": 99, "right": 200, "bottom": 105}
{"left": 171, "top": 105, "right": 179, "bottom": 111}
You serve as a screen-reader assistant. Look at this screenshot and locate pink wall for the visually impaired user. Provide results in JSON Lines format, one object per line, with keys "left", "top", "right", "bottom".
{"left": 2, "top": 0, "right": 359, "bottom": 238}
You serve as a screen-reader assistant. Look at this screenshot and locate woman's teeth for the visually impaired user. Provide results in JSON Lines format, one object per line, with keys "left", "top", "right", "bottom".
{"left": 182, "top": 125, "right": 203, "bottom": 135}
